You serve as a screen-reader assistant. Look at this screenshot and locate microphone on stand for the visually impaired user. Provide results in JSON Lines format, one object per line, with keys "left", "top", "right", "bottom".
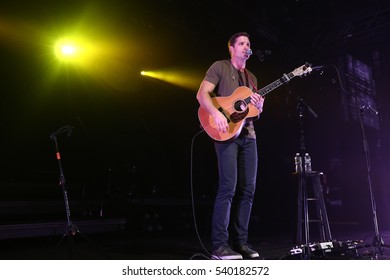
{"left": 311, "top": 65, "right": 325, "bottom": 71}
{"left": 360, "top": 105, "right": 379, "bottom": 115}
{"left": 246, "top": 49, "right": 253, "bottom": 56}
{"left": 254, "top": 49, "right": 272, "bottom": 61}
{"left": 368, "top": 105, "right": 379, "bottom": 115}
{"left": 50, "top": 125, "right": 74, "bottom": 140}
{"left": 310, "top": 65, "right": 327, "bottom": 76}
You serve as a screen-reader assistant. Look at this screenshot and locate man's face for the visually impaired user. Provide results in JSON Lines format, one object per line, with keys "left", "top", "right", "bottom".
{"left": 230, "top": 36, "right": 251, "bottom": 60}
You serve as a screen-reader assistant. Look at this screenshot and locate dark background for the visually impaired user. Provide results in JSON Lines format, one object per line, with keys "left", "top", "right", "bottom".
{"left": 1, "top": 0, "right": 390, "bottom": 237}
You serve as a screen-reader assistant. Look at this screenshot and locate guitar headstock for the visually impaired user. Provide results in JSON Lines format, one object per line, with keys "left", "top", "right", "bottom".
{"left": 292, "top": 63, "right": 312, "bottom": 77}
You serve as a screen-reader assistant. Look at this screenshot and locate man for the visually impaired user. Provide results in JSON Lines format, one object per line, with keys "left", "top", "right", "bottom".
{"left": 196, "top": 32, "right": 265, "bottom": 260}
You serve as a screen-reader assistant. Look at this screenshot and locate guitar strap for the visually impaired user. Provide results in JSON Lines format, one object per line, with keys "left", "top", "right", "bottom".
{"left": 237, "top": 69, "right": 247, "bottom": 87}
{"left": 240, "top": 69, "right": 259, "bottom": 130}
{"left": 244, "top": 69, "right": 258, "bottom": 92}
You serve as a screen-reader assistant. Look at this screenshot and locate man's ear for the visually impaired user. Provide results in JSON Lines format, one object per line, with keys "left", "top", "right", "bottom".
{"left": 228, "top": 45, "right": 234, "bottom": 55}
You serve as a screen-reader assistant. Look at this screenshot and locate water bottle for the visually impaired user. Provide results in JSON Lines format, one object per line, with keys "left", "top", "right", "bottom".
{"left": 294, "top": 153, "right": 303, "bottom": 173}
{"left": 304, "top": 153, "right": 312, "bottom": 172}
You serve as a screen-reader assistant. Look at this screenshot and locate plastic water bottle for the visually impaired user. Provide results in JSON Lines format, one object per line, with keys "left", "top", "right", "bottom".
{"left": 294, "top": 153, "right": 303, "bottom": 173}
{"left": 304, "top": 153, "right": 312, "bottom": 172}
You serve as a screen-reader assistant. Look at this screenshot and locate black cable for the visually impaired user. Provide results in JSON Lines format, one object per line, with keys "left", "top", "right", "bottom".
{"left": 189, "top": 129, "right": 212, "bottom": 260}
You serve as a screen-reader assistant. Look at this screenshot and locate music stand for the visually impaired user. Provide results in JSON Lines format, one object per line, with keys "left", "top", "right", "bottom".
{"left": 50, "top": 125, "right": 110, "bottom": 259}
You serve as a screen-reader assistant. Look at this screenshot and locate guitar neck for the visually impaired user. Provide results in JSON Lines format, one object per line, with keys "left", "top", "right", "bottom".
{"left": 257, "top": 71, "right": 295, "bottom": 97}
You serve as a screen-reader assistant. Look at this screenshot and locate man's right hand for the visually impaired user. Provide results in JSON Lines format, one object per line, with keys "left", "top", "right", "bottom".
{"left": 212, "top": 111, "right": 229, "bottom": 133}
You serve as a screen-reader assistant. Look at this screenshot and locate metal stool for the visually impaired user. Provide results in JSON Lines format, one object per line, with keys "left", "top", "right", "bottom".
{"left": 296, "top": 171, "right": 332, "bottom": 245}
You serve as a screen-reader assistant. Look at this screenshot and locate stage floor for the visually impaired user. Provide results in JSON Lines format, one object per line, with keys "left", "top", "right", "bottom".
{"left": 1, "top": 223, "right": 390, "bottom": 260}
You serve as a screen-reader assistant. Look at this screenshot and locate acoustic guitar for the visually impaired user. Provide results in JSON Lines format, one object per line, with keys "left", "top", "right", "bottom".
{"left": 198, "top": 64, "right": 312, "bottom": 142}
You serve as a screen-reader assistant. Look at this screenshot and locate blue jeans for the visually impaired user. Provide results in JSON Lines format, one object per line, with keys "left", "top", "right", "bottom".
{"left": 212, "top": 137, "right": 258, "bottom": 250}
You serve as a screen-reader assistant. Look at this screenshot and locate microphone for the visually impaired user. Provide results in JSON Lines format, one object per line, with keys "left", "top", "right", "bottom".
{"left": 311, "top": 65, "right": 325, "bottom": 75}
{"left": 360, "top": 105, "right": 379, "bottom": 115}
{"left": 246, "top": 49, "right": 253, "bottom": 55}
{"left": 50, "top": 125, "right": 74, "bottom": 140}
{"left": 254, "top": 49, "right": 271, "bottom": 61}
{"left": 311, "top": 65, "right": 325, "bottom": 71}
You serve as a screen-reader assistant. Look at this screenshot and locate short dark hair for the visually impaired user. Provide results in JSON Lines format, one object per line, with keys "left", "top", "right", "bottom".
{"left": 228, "top": 32, "right": 250, "bottom": 48}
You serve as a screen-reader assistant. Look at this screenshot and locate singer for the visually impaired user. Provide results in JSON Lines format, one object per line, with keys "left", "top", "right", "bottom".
{"left": 196, "top": 32, "right": 265, "bottom": 259}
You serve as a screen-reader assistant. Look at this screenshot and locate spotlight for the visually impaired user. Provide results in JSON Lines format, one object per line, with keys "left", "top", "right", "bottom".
{"left": 61, "top": 45, "right": 76, "bottom": 56}
{"left": 54, "top": 38, "right": 82, "bottom": 61}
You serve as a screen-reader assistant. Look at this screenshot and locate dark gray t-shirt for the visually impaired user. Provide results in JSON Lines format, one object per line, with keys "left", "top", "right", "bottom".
{"left": 204, "top": 59, "right": 259, "bottom": 139}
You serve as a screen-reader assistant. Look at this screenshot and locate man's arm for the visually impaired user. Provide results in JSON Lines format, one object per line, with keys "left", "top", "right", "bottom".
{"left": 196, "top": 80, "right": 229, "bottom": 133}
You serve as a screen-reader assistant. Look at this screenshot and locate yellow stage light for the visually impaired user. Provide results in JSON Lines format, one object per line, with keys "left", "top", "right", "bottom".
{"left": 54, "top": 38, "right": 84, "bottom": 61}
{"left": 140, "top": 69, "right": 203, "bottom": 91}
{"left": 61, "top": 45, "right": 76, "bottom": 56}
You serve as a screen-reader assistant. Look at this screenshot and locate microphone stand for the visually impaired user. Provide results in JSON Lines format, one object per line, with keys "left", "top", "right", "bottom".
{"left": 50, "top": 125, "right": 110, "bottom": 259}
{"left": 357, "top": 106, "right": 387, "bottom": 259}
{"left": 295, "top": 98, "right": 318, "bottom": 259}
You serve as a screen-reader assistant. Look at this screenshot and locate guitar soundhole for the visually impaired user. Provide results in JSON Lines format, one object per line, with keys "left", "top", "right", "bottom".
{"left": 234, "top": 100, "right": 247, "bottom": 112}
{"left": 231, "top": 108, "right": 249, "bottom": 123}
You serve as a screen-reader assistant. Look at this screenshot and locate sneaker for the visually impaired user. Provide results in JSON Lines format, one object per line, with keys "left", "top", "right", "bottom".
{"left": 212, "top": 246, "right": 243, "bottom": 260}
{"left": 235, "top": 244, "right": 259, "bottom": 259}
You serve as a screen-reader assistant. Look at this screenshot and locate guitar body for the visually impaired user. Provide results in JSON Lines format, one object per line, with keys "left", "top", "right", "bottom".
{"left": 198, "top": 64, "right": 312, "bottom": 142}
{"left": 198, "top": 86, "right": 259, "bottom": 142}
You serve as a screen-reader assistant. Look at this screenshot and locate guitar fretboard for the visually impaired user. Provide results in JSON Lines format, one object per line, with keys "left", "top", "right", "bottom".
{"left": 257, "top": 72, "right": 295, "bottom": 97}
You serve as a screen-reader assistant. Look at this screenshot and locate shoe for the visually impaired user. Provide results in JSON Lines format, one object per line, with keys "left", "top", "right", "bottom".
{"left": 235, "top": 244, "right": 259, "bottom": 259}
{"left": 212, "top": 246, "right": 243, "bottom": 260}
